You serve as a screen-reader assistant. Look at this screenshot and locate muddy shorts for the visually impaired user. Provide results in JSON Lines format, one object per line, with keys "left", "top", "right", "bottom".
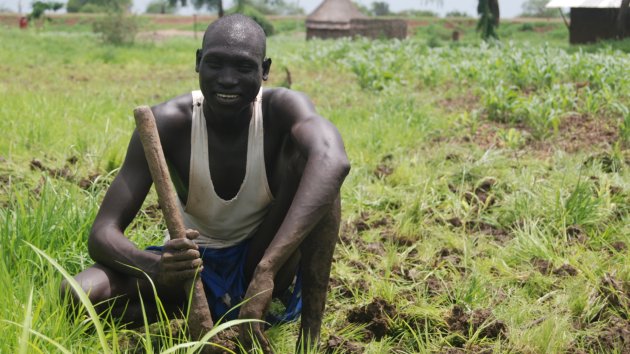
{"left": 146, "top": 241, "right": 302, "bottom": 324}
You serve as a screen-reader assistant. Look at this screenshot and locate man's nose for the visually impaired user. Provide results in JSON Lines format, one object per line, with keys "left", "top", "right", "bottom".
{"left": 217, "top": 67, "right": 238, "bottom": 87}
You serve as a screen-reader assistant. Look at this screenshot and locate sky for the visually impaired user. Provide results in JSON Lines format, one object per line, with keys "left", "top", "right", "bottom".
{"left": 2, "top": 0, "right": 527, "bottom": 18}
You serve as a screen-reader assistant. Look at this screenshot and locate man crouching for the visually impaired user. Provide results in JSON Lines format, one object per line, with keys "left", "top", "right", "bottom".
{"left": 61, "top": 14, "right": 350, "bottom": 352}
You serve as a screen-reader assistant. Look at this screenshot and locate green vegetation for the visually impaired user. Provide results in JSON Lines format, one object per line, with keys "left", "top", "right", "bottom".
{"left": 0, "top": 16, "right": 628, "bottom": 353}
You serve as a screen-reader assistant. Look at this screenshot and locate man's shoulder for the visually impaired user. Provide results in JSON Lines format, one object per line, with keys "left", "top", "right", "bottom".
{"left": 262, "top": 87, "right": 318, "bottom": 124}
{"left": 152, "top": 92, "right": 194, "bottom": 130}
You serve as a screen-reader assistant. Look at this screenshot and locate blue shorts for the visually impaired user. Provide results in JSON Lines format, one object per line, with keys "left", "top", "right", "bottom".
{"left": 146, "top": 241, "right": 302, "bottom": 325}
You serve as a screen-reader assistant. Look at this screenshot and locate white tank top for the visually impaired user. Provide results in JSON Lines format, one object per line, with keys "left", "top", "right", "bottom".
{"left": 177, "top": 88, "right": 274, "bottom": 248}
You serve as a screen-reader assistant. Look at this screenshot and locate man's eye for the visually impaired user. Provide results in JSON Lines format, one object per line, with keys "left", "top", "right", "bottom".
{"left": 206, "top": 61, "right": 221, "bottom": 69}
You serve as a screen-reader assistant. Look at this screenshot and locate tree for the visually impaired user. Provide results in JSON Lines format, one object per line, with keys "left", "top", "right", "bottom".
{"left": 477, "top": 0, "right": 499, "bottom": 40}
{"left": 371, "top": 1, "right": 390, "bottom": 16}
{"left": 618, "top": 0, "right": 630, "bottom": 38}
{"left": 28, "top": 0, "right": 63, "bottom": 20}
{"left": 146, "top": 0, "right": 176, "bottom": 14}
{"left": 521, "top": 0, "right": 558, "bottom": 18}
{"left": 66, "top": 0, "right": 131, "bottom": 13}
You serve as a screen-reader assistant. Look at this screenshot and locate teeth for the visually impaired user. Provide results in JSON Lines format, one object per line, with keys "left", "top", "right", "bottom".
{"left": 217, "top": 93, "right": 238, "bottom": 99}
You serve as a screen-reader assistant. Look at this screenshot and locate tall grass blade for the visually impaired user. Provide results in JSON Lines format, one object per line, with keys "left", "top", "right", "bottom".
{"left": 18, "top": 287, "right": 34, "bottom": 354}
{"left": 26, "top": 242, "right": 111, "bottom": 354}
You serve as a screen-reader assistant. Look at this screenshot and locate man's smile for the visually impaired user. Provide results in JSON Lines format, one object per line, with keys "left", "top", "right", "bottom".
{"left": 216, "top": 93, "right": 240, "bottom": 104}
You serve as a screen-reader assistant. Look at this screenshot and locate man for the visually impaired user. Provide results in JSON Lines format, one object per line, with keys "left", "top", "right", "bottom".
{"left": 61, "top": 14, "right": 350, "bottom": 352}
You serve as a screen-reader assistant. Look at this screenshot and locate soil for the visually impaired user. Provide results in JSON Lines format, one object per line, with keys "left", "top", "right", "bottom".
{"left": 552, "top": 264, "right": 578, "bottom": 277}
{"left": 583, "top": 316, "right": 630, "bottom": 353}
{"left": 532, "top": 258, "right": 553, "bottom": 275}
{"left": 137, "top": 29, "right": 197, "bottom": 42}
{"left": 566, "top": 225, "right": 587, "bottom": 245}
{"left": 459, "top": 113, "right": 620, "bottom": 154}
{"left": 347, "top": 298, "right": 397, "bottom": 340}
{"left": 425, "top": 274, "right": 442, "bottom": 296}
{"left": 549, "top": 114, "right": 619, "bottom": 153}
{"left": 324, "top": 334, "right": 364, "bottom": 354}
{"left": 352, "top": 212, "right": 391, "bottom": 233}
{"left": 30, "top": 159, "right": 73, "bottom": 181}
{"left": 611, "top": 241, "right": 627, "bottom": 253}
{"left": 446, "top": 305, "right": 507, "bottom": 340}
{"left": 78, "top": 172, "right": 101, "bottom": 190}
{"left": 433, "top": 248, "right": 465, "bottom": 273}
{"left": 206, "top": 328, "right": 239, "bottom": 354}
{"left": 380, "top": 229, "right": 415, "bottom": 247}
{"left": 438, "top": 92, "right": 479, "bottom": 113}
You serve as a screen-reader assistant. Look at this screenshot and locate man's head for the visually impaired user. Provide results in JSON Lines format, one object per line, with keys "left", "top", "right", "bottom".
{"left": 196, "top": 15, "right": 272, "bottom": 116}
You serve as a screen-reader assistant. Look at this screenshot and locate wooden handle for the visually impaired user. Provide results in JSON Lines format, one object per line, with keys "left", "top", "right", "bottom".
{"left": 133, "top": 105, "right": 214, "bottom": 340}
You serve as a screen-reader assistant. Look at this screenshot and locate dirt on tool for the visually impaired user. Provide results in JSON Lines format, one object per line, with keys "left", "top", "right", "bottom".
{"left": 324, "top": 334, "right": 364, "bottom": 353}
{"left": 347, "top": 298, "right": 397, "bottom": 340}
{"left": 446, "top": 305, "right": 507, "bottom": 340}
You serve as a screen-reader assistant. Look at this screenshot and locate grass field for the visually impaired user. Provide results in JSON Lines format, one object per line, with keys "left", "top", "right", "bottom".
{"left": 0, "top": 14, "right": 629, "bottom": 353}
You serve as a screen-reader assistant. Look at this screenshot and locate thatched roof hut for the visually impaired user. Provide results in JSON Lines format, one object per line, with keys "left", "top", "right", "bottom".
{"left": 306, "top": 0, "right": 367, "bottom": 39}
{"left": 547, "top": 0, "right": 630, "bottom": 43}
{"left": 306, "top": 0, "right": 407, "bottom": 40}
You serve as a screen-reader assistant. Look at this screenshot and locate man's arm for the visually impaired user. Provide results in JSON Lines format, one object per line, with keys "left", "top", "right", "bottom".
{"left": 88, "top": 100, "right": 200, "bottom": 282}
{"left": 87, "top": 129, "right": 162, "bottom": 278}
{"left": 256, "top": 88, "right": 350, "bottom": 275}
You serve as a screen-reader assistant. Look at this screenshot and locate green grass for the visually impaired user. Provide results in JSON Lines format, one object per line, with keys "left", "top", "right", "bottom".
{"left": 1, "top": 16, "right": 629, "bottom": 353}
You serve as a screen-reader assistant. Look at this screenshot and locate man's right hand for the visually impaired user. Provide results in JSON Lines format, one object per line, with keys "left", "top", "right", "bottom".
{"left": 157, "top": 229, "right": 203, "bottom": 286}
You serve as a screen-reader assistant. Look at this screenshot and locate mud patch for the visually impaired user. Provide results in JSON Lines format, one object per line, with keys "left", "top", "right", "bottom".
{"left": 433, "top": 248, "right": 466, "bottom": 274}
{"left": 552, "top": 264, "right": 578, "bottom": 277}
{"left": 437, "top": 92, "right": 479, "bottom": 113}
{"left": 446, "top": 305, "right": 507, "bottom": 340}
{"left": 347, "top": 298, "right": 397, "bottom": 340}
{"left": 324, "top": 334, "right": 364, "bottom": 353}
{"left": 352, "top": 212, "right": 391, "bottom": 233}
{"left": 610, "top": 241, "right": 627, "bottom": 253}
{"left": 583, "top": 316, "right": 630, "bottom": 353}
{"left": 566, "top": 225, "right": 587, "bottom": 245}
{"left": 78, "top": 172, "right": 102, "bottom": 190}
{"left": 531, "top": 258, "right": 553, "bottom": 275}
{"left": 207, "top": 328, "right": 239, "bottom": 354}
{"left": 552, "top": 114, "right": 619, "bottom": 153}
{"left": 30, "top": 159, "right": 72, "bottom": 181}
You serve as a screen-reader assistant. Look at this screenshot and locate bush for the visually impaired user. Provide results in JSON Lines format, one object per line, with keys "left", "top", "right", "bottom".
{"left": 92, "top": 13, "right": 138, "bottom": 45}
{"left": 228, "top": 5, "right": 274, "bottom": 36}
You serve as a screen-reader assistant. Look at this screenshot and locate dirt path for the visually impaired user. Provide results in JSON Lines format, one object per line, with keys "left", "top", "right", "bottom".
{"left": 137, "top": 29, "right": 198, "bottom": 41}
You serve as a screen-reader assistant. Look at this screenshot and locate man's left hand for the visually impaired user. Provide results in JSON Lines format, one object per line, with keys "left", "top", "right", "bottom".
{"left": 238, "top": 270, "right": 274, "bottom": 353}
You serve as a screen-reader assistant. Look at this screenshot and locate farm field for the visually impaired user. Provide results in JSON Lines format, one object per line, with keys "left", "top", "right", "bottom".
{"left": 0, "top": 15, "right": 629, "bottom": 353}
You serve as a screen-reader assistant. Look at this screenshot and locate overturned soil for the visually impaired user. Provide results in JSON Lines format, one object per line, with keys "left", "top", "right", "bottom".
{"left": 446, "top": 305, "right": 507, "bottom": 340}
{"left": 324, "top": 334, "right": 364, "bottom": 354}
{"left": 347, "top": 298, "right": 397, "bottom": 340}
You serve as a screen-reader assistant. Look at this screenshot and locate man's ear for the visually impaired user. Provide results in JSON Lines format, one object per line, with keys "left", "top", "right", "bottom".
{"left": 195, "top": 49, "right": 202, "bottom": 73}
{"left": 262, "top": 58, "right": 272, "bottom": 81}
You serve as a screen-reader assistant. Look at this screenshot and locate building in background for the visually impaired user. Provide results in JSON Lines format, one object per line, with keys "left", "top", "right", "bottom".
{"left": 547, "top": 0, "right": 630, "bottom": 43}
{"left": 306, "top": 0, "right": 407, "bottom": 40}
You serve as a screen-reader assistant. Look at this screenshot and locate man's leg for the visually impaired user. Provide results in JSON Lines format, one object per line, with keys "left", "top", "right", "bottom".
{"left": 297, "top": 195, "right": 340, "bottom": 350}
{"left": 60, "top": 262, "right": 187, "bottom": 326}
{"left": 244, "top": 138, "right": 341, "bottom": 349}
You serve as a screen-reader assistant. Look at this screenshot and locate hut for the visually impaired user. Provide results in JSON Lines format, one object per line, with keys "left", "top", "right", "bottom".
{"left": 546, "top": 0, "right": 630, "bottom": 43}
{"left": 306, "top": 0, "right": 407, "bottom": 40}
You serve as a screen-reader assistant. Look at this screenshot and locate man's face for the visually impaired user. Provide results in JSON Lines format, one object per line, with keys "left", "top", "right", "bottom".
{"left": 196, "top": 30, "right": 270, "bottom": 117}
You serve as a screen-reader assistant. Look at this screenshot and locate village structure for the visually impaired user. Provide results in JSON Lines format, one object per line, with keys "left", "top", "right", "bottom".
{"left": 305, "top": 0, "right": 407, "bottom": 40}
{"left": 547, "top": 0, "right": 630, "bottom": 43}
